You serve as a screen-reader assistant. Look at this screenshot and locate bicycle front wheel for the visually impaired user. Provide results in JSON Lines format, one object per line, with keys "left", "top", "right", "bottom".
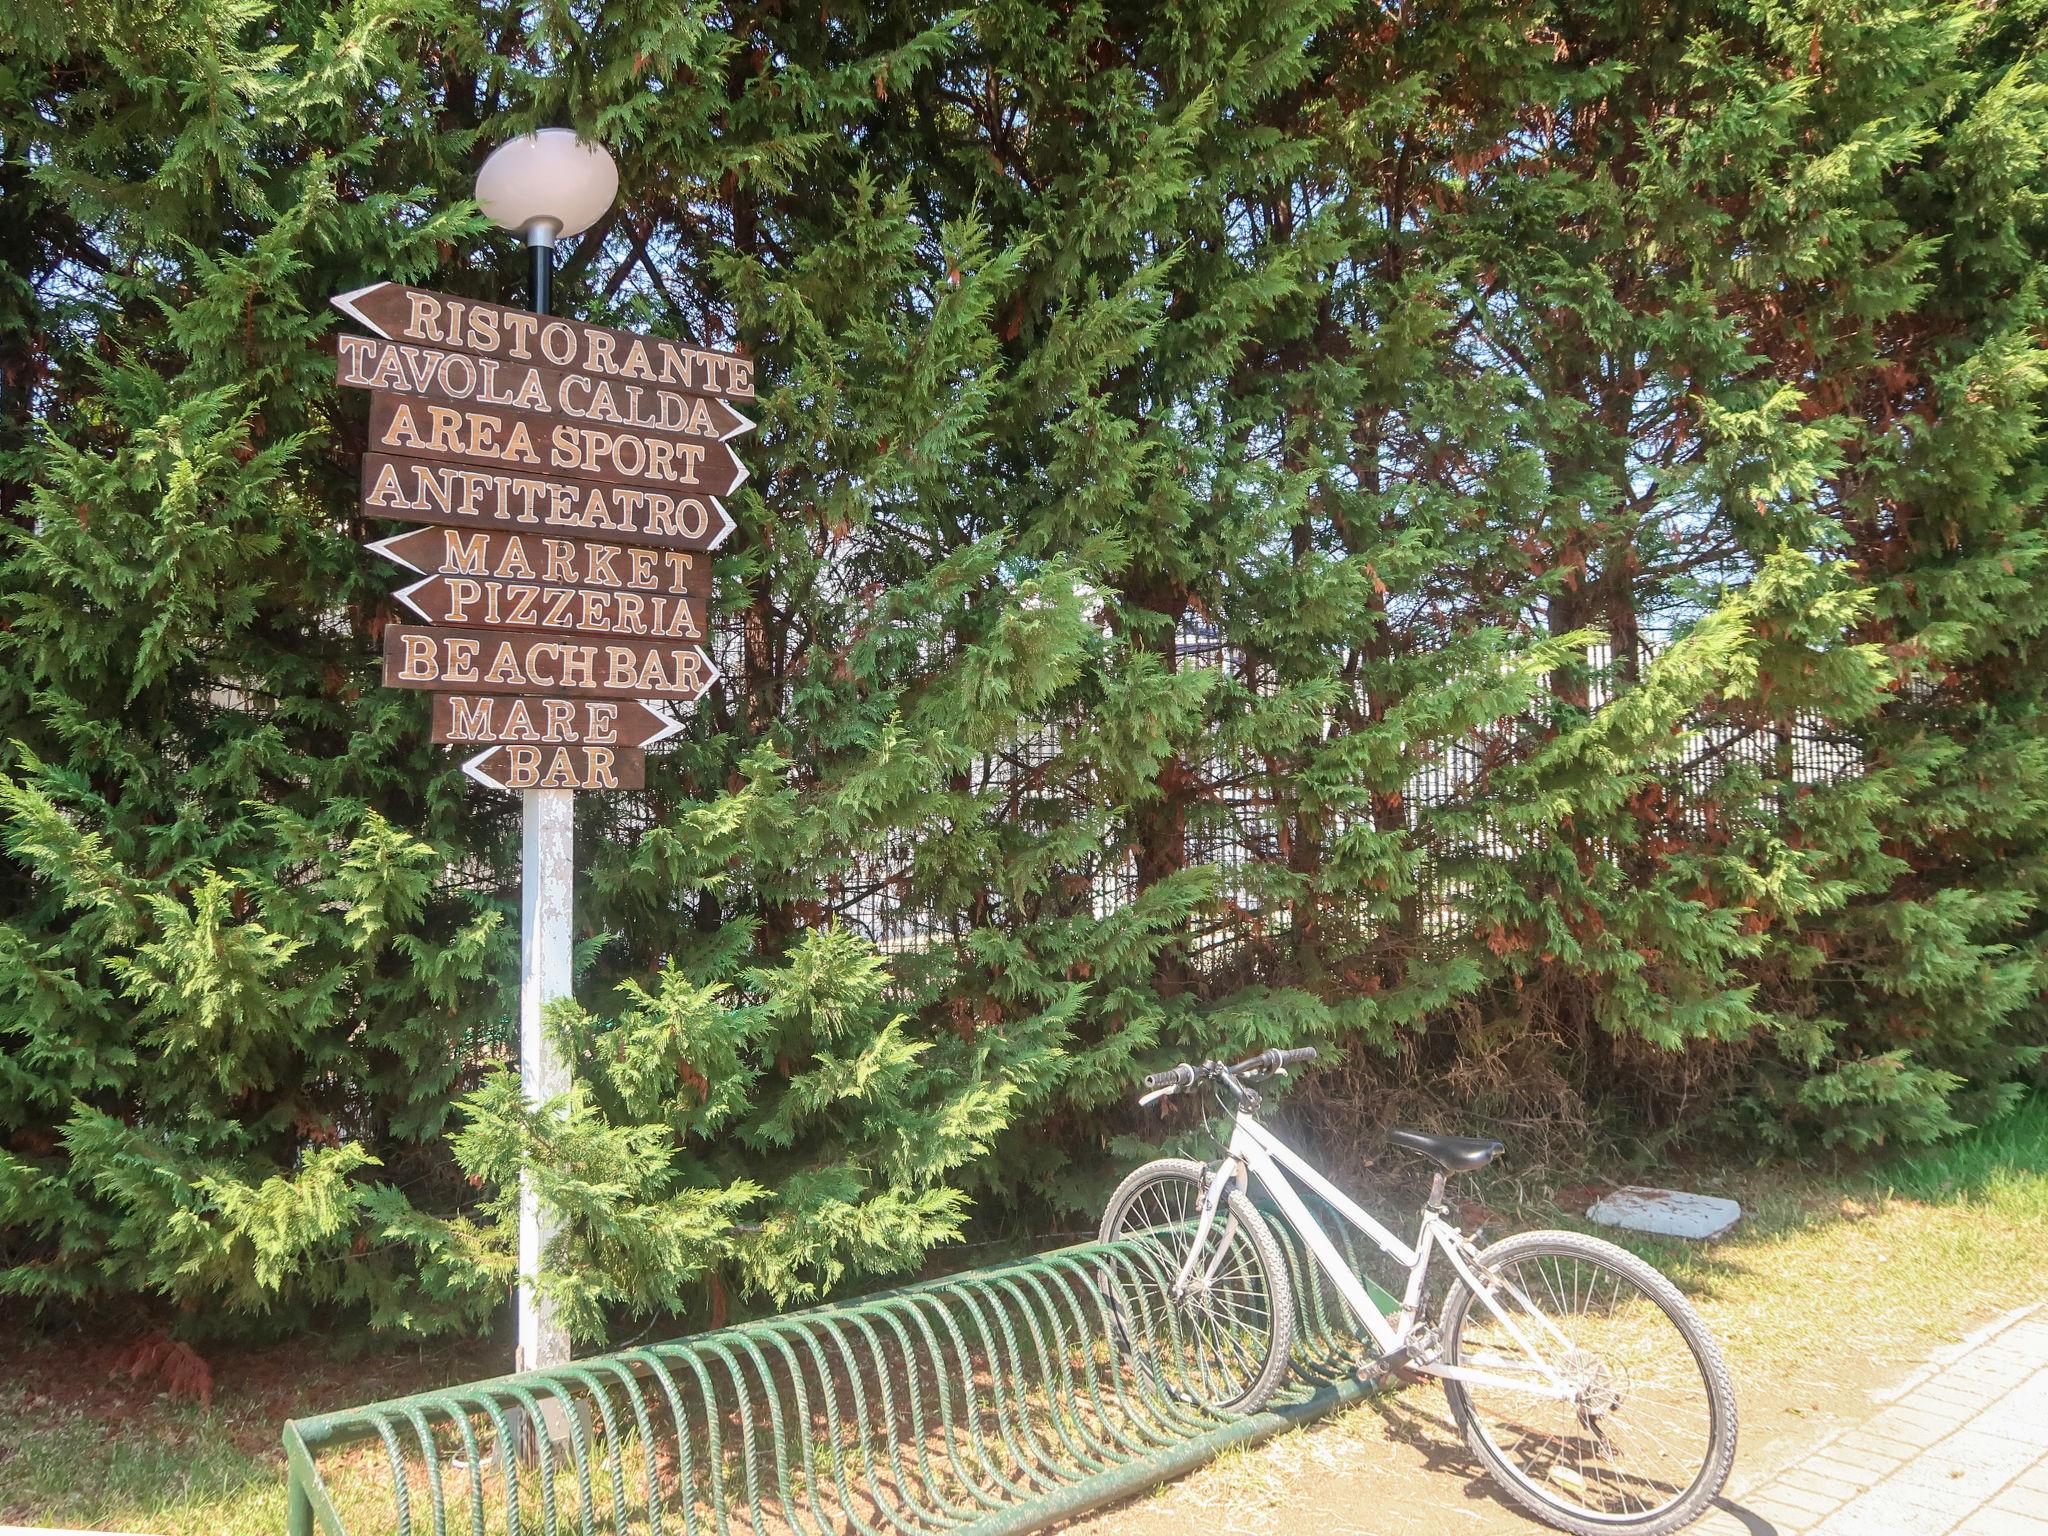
{"left": 1099, "top": 1158, "right": 1295, "bottom": 1413}
{"left": 1439, "top": 1229, "right": 1737, "bottom": 1536}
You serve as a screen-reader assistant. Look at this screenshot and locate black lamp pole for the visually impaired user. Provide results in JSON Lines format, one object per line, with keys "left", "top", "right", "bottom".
{"left": 529, "top": 237, "right": 552, "bottom": 317}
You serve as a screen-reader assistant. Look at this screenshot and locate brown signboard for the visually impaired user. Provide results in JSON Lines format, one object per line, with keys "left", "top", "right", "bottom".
{"left": 395, "top": 574, "right": 705, "bottom": 640}
{"left": 333, "top": 282, "right": 753, "bottom": 401}
{"left": 369, "top": 526, "right": 709, "bottom": 596}
{"left": 383, "top": 625, "right": 719, "bottom": 702}
{"left": 361, "top": 451, "right": 735, "bottom": 552}
{"left": 338, "top": 277, "right": 742, "bottom": 793}
{"left": 463, "top": 743, "right": 646, "bottom": 792}
{"left": 365, "top": 395, "right": 748, "bottom": 496}
{"left": 432, "top": 695, "right": 682, "bottom": 748}
{"left": 337, "top": 335, "right": 753, "bottom": 442}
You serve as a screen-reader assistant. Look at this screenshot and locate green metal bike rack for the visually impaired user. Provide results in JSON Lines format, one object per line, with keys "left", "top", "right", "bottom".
{"left": 284, "top": 1219, "right": 1402, "bottom": 1536}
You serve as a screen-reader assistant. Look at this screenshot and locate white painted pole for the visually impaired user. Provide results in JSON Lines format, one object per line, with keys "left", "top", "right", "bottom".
{"left": 515, "top": 221, "right": 573, "bottom": 1379}
{"left": 516, "top": 783, "right": 575, "bottom": 1374}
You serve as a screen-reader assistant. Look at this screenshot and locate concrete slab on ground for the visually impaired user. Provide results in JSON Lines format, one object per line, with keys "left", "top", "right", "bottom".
{"left": 1587, "top": 1186, "right": 1744, "bottom": 1240}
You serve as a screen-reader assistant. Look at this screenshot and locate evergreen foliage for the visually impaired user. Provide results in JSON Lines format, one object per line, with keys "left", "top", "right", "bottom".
{"left": 0, "top": 0, "right": 2042, "bottom": 1338}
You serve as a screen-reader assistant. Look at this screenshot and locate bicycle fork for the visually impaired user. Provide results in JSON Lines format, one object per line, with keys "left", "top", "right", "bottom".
{"left": 1171, "top": 1159, "right": 1248, "bottom": 1299}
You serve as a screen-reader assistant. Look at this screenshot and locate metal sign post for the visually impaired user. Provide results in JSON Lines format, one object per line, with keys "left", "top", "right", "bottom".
{"left": 516, "top": 792, "right": 575, "bottom": 1370}
{"left": 516, "top": 220, "right": 572, "bottom": 1377}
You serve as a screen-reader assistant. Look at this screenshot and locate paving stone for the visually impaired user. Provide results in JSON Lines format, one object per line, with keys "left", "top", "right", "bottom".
{"left": 1779, "top": 1468, "right": 1866, "bottom": 1502}
{"left": 2013, "top": 1462, "right": 2048, "bottom": 1496}
{"left": 1813, "top": 1442, "right": 1908, "bottom": 1477}
{"left": 1892, "top": 1446, "right": 2034, "bottom": 1503}
{"left": 1955, "top": 1509, "right": 2048, "bottom": 1536}
{"left": 1999, "top": 1378, "right": 2048, "bottom": 1420}
{"left": 1995, "top": 1488, "right": 2048, "bottom": 1519}
{"left": 1963, "top": 1403, "right": 2048, "bottom": 1446}
{"left": 1841, "top": 1444, "right": 1914, "bottom": 1473}
{"left": 1831, "top": 1478, "right": 1985, "bottom": 1529}
{"left": 1951, "top": 1366, "right": 2040, "bottom": 1396}
{"left": 1839, "top": 1428, "right": 1935, "bottom": 1460}
{"left": 1921, "top": 1384, "right": 2004, "bottom": 1413}
{"left": 1946, "top": 1370, "right": 2034, "bottom": 1398}
{"left": 1756, "top": 1480, "right": 1844, "bottom": 1516}
{"left": 1875, "top": 1409, "right": 1982, "bottom": 1458}
{"left": 1682, "top": 1509, "right": 1761, "bottom": 1536}
{"left": 1745, "top": 1497, "right": 1823, "bottom": 1533}
{"left": 1809, "top": 1509, "right": 1942, "bottom": 1536}
{"left": 1797, "top": 1454, "right": 1886, "bottom": 1491}
{"left": 1931, "top": 1429, "right": 2047, "bottom": 1478}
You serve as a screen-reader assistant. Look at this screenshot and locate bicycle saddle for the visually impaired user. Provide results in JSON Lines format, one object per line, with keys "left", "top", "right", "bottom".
{"left": 1386, "top": 1127, "right": 1505, "bottom": 1173}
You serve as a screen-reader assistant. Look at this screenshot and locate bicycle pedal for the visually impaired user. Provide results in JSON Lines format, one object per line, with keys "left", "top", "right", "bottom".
{"left": 1352, "top": 1351, "right": 1405, "bottom": 1388}
{"left": 1354, "top": 1342, "right": 1430, "bottom": 1389}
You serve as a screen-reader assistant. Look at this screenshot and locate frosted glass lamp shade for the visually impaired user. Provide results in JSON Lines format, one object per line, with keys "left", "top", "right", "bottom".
{"left": 476, "top": 130, "right": 618, "bottom": 241}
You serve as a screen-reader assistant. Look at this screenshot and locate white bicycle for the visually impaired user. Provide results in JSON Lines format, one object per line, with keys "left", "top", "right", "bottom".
{"left": 1099, "top": 1048, "right": 1738, "bottom": 1536}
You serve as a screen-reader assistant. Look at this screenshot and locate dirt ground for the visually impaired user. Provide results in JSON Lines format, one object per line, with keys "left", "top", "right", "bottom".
{"left": 1064, "top": 1286, "right": 2007, "bottom": 1536}
{"left": 1059, "top": 1318, "right": 1916, "bottom": 1536}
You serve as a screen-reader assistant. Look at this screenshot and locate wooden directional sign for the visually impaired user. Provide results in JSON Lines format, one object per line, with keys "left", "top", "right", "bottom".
{"left": 432, "top": 695, "right": 683, "bottom": 748}
{"left": 337, "top": 335, "right": 754, "bottom": 442}
{"left": 360, "top": 452, "right": 734, "bottom": 552}
{"left": 337, "top": 279, "right": 744, "bottom": 792}
{"left": 365, "top": 396, "right": 749, "bottom": 496}
{"left": 395, "top": 574, "right": 705, "bottom": 640}
{"left": 384, "top": 625, "right": 719, "bottom": 702}
{"left": 369, "top": 527, "right": 709, "bottom": 596}
{"left": 463, "top": 744, "right": 646, "bottom": 792}
{"left": 332, "top": 282, "right": 754, "bottom": 401}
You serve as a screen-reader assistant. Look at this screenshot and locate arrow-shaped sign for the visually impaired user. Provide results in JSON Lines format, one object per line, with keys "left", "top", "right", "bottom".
{"left": 332, "top": 282, "right": 753, "bottom": 402}
{"left": 360, "top": 452, "right": 735, "bottom": 553}
{"left": 384, "top": 625, "right": 720, "bottom": 703}
{"left": 462, "top": 744, "right": 646, "bottom": 792}
{"left": 393, "top": 572, "right": 705, "bottom": 641}
{"left": 336, "top": 335, "right": 754, "bottom": 442}
{"left": 369, "top": 526, "right": 712, "bottom": 593}
{"left": 432, "top": 695, "right": 684, "bottom": 748}
{"left": 364, "top": 396, "right": 749, "bottom": 498}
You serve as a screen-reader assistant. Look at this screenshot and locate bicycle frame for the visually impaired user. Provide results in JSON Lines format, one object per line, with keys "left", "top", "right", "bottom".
{"left": 1176, "top": 1107, "right": 1578, "bottom": 1401}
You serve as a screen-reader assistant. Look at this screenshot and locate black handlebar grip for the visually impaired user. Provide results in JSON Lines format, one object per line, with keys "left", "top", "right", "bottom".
{"left": 1276, "top": 1046, "right": 1319, "bottom": 1068}
{"left": 1142, "top": 1064, "right": 1197, "bottom": 1092}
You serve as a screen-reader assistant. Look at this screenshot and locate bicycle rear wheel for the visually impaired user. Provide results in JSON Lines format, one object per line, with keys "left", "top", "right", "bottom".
{"left": 1438, "top": 1229, "right": 1737, "bottom": 1536}
{"left": 1099, "top": 1158, "right": 1295, "bottom": 1413}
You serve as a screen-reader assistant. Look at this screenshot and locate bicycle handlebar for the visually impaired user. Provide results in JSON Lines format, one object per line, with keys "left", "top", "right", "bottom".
{"left": 1137, "top": 1046, "right": 1318, "bottom": 1100}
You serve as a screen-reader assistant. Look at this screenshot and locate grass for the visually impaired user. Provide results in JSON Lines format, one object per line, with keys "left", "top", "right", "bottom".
{"left": 5, "top": 1100, "right": 2047, "bottom": 1536}
{"left": 1561, "top": 1095, "right": 2048, "bottom": 1390}
{"left": 0, "top": 1406, "right": 281, "bottom": 1535}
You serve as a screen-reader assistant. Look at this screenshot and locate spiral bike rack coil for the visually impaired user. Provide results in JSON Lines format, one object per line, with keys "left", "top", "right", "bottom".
{"left": 284, "top": 1223, "right": 1401, "bottom": 1536}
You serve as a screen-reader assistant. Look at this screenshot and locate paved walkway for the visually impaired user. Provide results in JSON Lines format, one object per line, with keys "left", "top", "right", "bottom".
{"left": 1704, "top": 1303, "right": 2048, "bottom": 1536}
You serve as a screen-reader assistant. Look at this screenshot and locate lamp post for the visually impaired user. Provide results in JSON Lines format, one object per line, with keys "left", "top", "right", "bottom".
{"left": 475, "top": 129, "right": 619, "bottom": 1377}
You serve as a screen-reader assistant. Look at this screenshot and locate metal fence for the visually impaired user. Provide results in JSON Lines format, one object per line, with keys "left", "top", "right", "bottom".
{"left": 632, "top": 624, "right": 1862, "bottom": 967}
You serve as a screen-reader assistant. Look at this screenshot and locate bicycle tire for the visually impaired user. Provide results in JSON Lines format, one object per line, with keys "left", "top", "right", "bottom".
{"left": 1438, "top": 1229, "right": 1738, "bottom": 1536}
{"left": 1099, "top": 1157, "right": 1296, "bottom": 1413}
